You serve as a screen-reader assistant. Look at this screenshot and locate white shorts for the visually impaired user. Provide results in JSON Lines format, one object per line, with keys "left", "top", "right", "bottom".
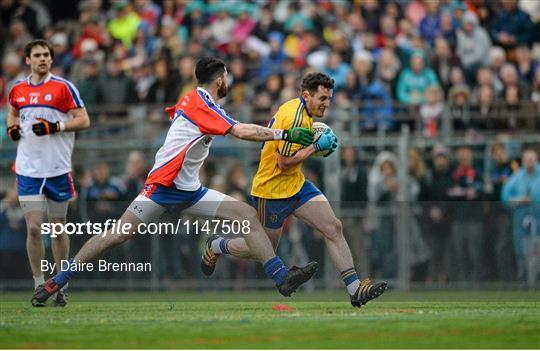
{"left": 127, "top": 185, "right": 226, "bottom": 223}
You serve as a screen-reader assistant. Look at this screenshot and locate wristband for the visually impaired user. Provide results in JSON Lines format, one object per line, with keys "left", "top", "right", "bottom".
{"left": 273, "top": 129, "right": 284, "bottom": 140}
{"left": 58, "top": 122, "right": 65, "bottom": 132}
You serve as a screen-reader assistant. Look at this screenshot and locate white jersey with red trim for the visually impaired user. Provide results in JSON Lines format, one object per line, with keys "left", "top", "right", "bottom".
{"left": 145, "top": 87, "right": 238, "bottom": 191}
{"left": 9, "top": 73, "right": 84, "bottom": 178}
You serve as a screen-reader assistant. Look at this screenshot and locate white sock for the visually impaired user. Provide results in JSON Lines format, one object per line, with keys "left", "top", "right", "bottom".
{"left": 346, "top": 279, "right": 360, "bottom": 295}
{"left": 341, "top": 268, "right": 361, "bottom": 295}
{"left": 33, "top": 275, "right": 45, "bottom": 290}
{"left": 211, "top": 237, "right": 226, "bottom": 254}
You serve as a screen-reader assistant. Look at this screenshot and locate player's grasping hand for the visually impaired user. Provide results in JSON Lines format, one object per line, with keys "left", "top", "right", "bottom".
{"left": 313, "top": 129, "right": 338, "bottom": 153}
{"left": 7, "top": 124, "right": 21, "bottom": 141}
{"left": 282, "top": 127, "right": 314, "bottom": 147}
{"left": 32, "top": 118, "right": 64, "bottom": 136}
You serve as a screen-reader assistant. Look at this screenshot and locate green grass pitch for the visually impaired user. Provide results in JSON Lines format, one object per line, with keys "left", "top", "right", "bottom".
{"left": 1, "top": 290, "right": 539, "bottom": 348}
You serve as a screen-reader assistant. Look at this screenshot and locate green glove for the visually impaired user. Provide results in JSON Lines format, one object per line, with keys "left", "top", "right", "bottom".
{"left": 282, "top": 127, "right": 314, "bottom": 147}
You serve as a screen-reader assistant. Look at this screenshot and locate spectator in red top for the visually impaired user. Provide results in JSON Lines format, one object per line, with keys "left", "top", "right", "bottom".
{"left": 72, "top": 14, "right": 106, "bottom": 59}
{"left": 134, "top": 0, "right": 161, "bottom": 33}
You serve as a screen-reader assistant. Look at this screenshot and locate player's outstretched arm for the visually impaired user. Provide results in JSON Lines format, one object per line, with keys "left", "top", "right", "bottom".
{"left": 229, "top": 123, "right": 313, "bottom": 146}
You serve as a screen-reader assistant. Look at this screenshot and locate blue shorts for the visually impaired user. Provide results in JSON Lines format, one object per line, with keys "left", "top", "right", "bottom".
{"left": 141, "top": 183, "right": 208, "bottom": 212}
{"left": 17, "top": 173, "right": 75, "bottom": 202}
{"left": 251, "top": 180, "right": 322, "bottom": 229}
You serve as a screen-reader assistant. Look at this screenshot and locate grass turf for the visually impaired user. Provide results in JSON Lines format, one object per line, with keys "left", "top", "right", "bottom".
{"left": 0, "top": 290, "right": 539, "bottom": 348}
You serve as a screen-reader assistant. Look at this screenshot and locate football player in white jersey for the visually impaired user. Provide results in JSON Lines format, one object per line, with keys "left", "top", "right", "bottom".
{"left": 32, "top": 57, "right": 318, "bottom": 306}
{"left": 6, "top": 39, "right": 90, "bottom": 306}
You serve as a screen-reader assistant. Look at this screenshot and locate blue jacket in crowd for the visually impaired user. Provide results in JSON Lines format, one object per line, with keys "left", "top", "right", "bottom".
{"left": 501, "top": 165, "right": 540, "bottom": 257}
{"left": 490, "top": 7, "right": 534, "bottom": 45}
{"left": 396, "top": 67, "right": 439, "bottom": 105}
{"left": 361, "top": 80, "right": 394, "bottom": 131}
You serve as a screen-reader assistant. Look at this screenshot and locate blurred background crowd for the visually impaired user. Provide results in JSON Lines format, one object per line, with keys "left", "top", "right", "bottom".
{"left": 0, "top": 0, "right": 539, "bottom": 132}
{"left": 1, "top": 0, "right": 540, "bottom": 289}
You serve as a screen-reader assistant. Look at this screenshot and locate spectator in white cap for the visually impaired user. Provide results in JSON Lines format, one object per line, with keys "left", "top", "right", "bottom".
{"left": 51, "top": 32, "right": 74, "bottom": 74}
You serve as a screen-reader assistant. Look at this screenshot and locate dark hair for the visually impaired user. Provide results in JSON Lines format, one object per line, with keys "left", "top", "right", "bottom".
{"left": 301, "top": 72, "right": 334, "bottom": 95}
{"left": 195, "top": 57, "right": 226, "bottom": 85}
{"left": 24, "top": 39, "right": 54, "bottom": 59}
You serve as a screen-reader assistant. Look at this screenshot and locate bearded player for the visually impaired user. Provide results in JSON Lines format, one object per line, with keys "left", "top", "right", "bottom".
{"left": 6, "top": 39, "right": 90, "bottom": 307}
{"left": 32, "top": 57, "right": 318, "bottom": 306}
{"left": 201, "top": 73, "right": 387, "bottom": 307}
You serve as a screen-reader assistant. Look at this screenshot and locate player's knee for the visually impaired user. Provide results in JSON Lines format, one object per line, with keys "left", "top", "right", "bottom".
{"left": 27, "top": 221, "right": 42, "bottom": 239}
{"left": 323, "top": 218, "right": 343, "bottom": 242}
{"left": 49, "top": 220, "right": 67, "bottom": 240}
{"left": 237, "top": 204, "right": 258, "bottom": 222}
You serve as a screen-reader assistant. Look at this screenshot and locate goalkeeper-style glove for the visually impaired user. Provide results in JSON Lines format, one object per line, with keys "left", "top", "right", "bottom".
{"left": 313, "top": 129, "right": 338, "bottom": 153}
{"left": 282, "top": 127, "right": 314, "bottom": 147}
{"left": 32, "top": 118, "right": 62, "bottom": 136}
{"left": 7, "top": 125, "right": 21, "bottom": 141}
{"left": 323, "top": 134, "right": 339, "bottom": 157}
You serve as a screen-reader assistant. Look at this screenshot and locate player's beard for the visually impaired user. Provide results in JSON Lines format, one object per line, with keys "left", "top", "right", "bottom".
{"left": 217, "top": 82, "right": 228, "bottom": 99}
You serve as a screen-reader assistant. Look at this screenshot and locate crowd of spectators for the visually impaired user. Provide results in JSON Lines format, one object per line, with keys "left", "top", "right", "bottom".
{"left": 1, "top": 0, "right": 540, "bottom": 287}
{"left": 1, "top": 0, "right": 539, "bottom": 137}
{"left": 340, "top": 140, "right": 540, "bottom": 286}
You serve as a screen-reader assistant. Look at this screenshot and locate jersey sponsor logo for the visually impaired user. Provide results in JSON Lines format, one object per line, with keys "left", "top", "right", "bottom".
{"left": 16, "top": 97, "right": 26, "bottom": 103}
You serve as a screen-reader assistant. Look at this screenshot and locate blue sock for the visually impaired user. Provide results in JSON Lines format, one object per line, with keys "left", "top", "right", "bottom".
{"left": 53, "top": 258, "right": 77, "bottom": 286}
{"left": 263, "top": 256, "right": 289, "bottom": 285}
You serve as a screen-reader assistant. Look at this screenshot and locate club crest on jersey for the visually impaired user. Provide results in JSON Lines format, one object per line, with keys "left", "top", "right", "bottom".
{"left": 44, "top": 94, "right": 52, "bottom": 101}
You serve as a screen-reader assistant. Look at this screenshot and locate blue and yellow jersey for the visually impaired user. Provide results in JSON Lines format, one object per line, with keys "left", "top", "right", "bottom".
{"left": 251, "top": 98, "right": 313, "bottom": 199}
